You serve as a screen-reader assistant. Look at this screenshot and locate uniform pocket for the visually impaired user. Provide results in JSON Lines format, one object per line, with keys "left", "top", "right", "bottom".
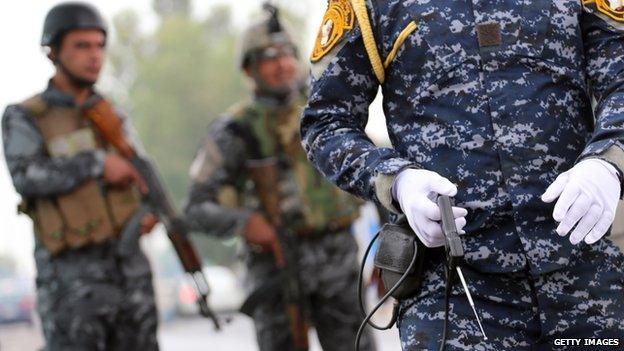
{"left": 512, "top": 0, "right": 553, "bottom": 58}
{"left": 397, "top": 10, "right": 475, "bottom": 105}
{"left": 413, "top": 10, "right": 474, "bottom": 71}
{"left": 512, "top": 1, "right": 586, "bottom": 88}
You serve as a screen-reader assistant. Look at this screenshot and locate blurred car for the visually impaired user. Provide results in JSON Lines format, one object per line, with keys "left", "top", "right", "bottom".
{"left": 0, "top": 272, "right": 35, "bottom": 324}
{"left": 176, "top": 265, "right": 245, "bottom": 316}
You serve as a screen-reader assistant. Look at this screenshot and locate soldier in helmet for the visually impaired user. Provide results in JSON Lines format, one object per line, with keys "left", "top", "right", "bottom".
{"left": 2, "top": 3, "right": 159, "bottom": 350}
{"left": 184, "top": 4, "right": 376, "bottom": 351}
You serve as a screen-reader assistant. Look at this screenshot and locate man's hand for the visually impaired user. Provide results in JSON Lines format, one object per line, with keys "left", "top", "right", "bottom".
{"left": 542, "top": 158, "right": 620, "bottom": 245}
{"left": 393, "top": 169, "right": 468, "bottom": 248}
{"left": 140, "top": 213, "right": 158, "bottom": 235}
{"left": 103, "top": 153, "right": 148, "bottom": 194}
{"left": 243, "top": 213, "right": 284, "bottom": 267}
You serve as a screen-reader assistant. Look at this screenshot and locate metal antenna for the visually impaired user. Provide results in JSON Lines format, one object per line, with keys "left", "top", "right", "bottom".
{"left": 438, "top": 195, "right": 488, "bottom": 341}
{"left": 456, "top": 266, "right": 487, "bottom": 340}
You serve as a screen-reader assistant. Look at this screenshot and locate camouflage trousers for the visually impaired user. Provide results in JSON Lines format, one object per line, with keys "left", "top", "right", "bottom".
{"left": 397, "top": 238, "right": 624, "bottom": 350}
{"left": 245, "top": 230, "right": 376, "bottom": 351}
{"left": 35, "top": 239, "right": 159, "bottom": 351}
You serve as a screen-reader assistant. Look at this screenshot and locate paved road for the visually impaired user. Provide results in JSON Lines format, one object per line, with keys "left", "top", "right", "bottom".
{"left": 0, "top": 313, "right": 401, "bottom": 351}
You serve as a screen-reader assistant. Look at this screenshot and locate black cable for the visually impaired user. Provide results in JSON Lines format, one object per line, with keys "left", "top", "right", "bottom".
{"left": 354, "top": 225, "right": 455, "bottom": 351}
{"left": 356, "top": 231, "right": 378, "bottom": 316}
{"left": 355, "top": 238, "right": 419, "bottom": 351}
{"left": 356, "top": 231, "right": 398, "bottom": 330}
{"left": 439, "top": 263, "right": 451, "bottom": 351}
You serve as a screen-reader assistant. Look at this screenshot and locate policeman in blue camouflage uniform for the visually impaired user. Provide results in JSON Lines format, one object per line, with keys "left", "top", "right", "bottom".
{"left": 2, "top": 3, "right": 158, "bottom": 350}
{"left": 302, "top": 0, "right": 624, "bottom": 349}
{"left": 184, "top": 5, "right": 375, "bottom": 351}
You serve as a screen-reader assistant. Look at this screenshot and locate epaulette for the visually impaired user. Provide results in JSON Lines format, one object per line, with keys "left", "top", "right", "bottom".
{"left": 20, "top": 94, "right": 48, "bottom": 117}
{"left": 225, "top": 100, "right": 257, "bottom": 123}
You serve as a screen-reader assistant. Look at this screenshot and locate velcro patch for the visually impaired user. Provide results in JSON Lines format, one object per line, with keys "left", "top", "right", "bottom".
{"left": 476, "top": 22, "right": 502, "bottom": 47}
{"left": 310, "top": 0, "right": 355, "bottom": 62}
{"left": 47, "top": 128, "right": 97, "bottom": 157}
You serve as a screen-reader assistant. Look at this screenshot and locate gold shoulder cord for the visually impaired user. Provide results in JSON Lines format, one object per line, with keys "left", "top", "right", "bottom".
{"left": 384, "top": 21, "right": 418, "bottom": 69}
{"left": 350, "top": 0, "right": 386, "bottom": 83}
{"left": 350, "top": 0, "right": 418, "bottom": 84}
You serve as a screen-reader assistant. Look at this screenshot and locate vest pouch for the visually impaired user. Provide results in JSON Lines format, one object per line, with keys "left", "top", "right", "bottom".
{"left": 374, "top": 223, "right": 427, "bottom": 300}
{"left": 106, "top": 185, "right": 141, "bottom": 230}
{"left": 57, "top": 179, "right": 114, "bottom": 247}
{"left": 247, "top": 158, "right": 281, "bottom": 226}
{"left": 33, "top": 198, "right": 67, "bottom": 255}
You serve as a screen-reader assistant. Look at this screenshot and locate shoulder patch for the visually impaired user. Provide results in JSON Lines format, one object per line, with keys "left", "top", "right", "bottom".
{"left": 310, "top": 0, "right": 355, "bottom": 62}
{"left": 584, "top": 0, "right": 624, "bottom": 22}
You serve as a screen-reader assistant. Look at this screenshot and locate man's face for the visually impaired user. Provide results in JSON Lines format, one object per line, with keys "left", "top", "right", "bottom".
{"left": 251, "top": 44, "right": 298, "bottom": 92}
{"left": 55, "top": 29, "right": 105, "bottom": 85}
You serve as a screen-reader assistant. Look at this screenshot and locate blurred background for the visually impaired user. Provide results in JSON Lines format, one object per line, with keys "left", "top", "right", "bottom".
{"left": 2, "top": 1, "right": 623, "bottom": 351}
{"left": 0, "top": 0, "right": 396, "bottom": 350}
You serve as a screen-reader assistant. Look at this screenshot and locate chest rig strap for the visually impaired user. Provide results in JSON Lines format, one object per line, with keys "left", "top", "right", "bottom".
{"left": 350, "top": 0, "right": 385, "bottom": 83}
{"left": 19, "top": 94, "right": 141, "bottom": 255}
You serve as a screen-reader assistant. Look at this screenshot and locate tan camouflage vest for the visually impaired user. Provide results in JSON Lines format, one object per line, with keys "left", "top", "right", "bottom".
{"left": 232, "top": 98, "right": 362, "bottom": 232}
{"left": 20, "top": 95, "right": 141, "bottom": 255}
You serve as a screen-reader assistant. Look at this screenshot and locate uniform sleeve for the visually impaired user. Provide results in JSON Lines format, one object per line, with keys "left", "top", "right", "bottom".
{"left": 183, "top": 118, "right": 251, "bottom": 238}
{"left": 579, "top": 6, "right": 624, "bottom": 185}
{"left": 2, "top": 104, "right": 104, "bottom": 198}
{"left": 301, "top": 22, "right": 416, "bottom": 214}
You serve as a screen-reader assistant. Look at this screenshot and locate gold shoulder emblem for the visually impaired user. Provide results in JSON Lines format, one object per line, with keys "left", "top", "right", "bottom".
{"left": 310, "top": 0, "right": 355, "bottom": 62}
{"left": 584, "top": 0, "right": 624, "bottom": 22}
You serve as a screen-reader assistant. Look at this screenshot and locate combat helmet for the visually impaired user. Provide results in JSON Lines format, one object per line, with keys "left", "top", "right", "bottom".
{"left": 237, "top": 3, "right": 297, "bottom": 70}
{"left": 41, "top": 2, "right": 107, "bottom": 47}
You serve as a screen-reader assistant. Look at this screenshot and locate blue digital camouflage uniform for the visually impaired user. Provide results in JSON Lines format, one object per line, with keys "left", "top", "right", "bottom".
{"left": 184, "top": 93, "right": 376, "bottom": 351}
{"left": 2, "top": 82, "right": 159, "bottom": 351}
{"left": 302, "top": 0, "right": 624, "bottom": 349}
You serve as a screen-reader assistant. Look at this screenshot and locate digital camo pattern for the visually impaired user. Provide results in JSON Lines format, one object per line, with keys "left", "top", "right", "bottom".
{"left": 397, "top": 238, "right": 624, "bottom": 350}
{"left": 35, "top": 242, "right": 158, "bottom": 351}
{"left": 301, "top": 0, "right": 624, "bottom": 275}
{"left": 184, "top": 94, "right": 374, "bottom": 350}
{"left": 302, "top": 1, "right": 624, "bottom": 349}
{"left": 247, "top": 232, "right": 375, "bottom": 351}
{"left": 2, "top": 83, "right": 158, "bottom": 351}
{"left": 2, "top": 105, "right": 103, "bottom": 198}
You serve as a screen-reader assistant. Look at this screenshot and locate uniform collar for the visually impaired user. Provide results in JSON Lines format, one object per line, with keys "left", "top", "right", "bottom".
{"left": 41, "top": 79, "right": 102, "bottom": 108}
{"left": 253, "top": 89, "right": 299, "bottom": 110}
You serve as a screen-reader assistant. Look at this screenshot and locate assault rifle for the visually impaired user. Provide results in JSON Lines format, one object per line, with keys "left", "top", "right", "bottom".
{"left": 85, "top": 99, "right": 221, "bottom": 329}
{"left": 240, "top": 226, "right": 309, "bottom": 350}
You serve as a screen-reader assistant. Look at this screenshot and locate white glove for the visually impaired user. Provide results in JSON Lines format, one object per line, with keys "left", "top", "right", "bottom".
{"left": 392, "top": 169, "right": 468, "bottom": 248}
{"left": 541, "top": 158, "right": 621, "bottom": 245}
